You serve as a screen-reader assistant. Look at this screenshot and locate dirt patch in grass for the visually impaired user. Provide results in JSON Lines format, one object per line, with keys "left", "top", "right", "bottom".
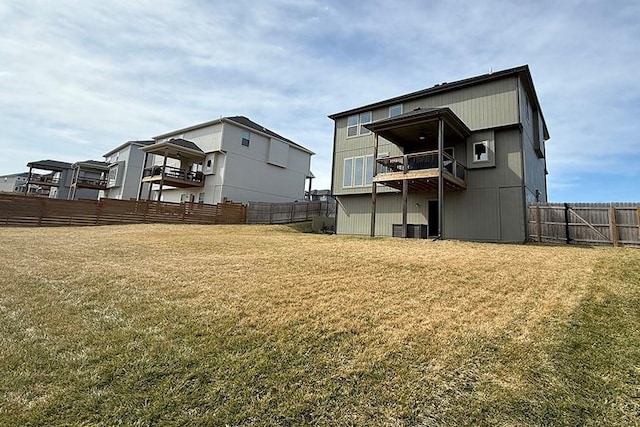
{"left": 0, "top": 224, "right": 638, "bottom": 425}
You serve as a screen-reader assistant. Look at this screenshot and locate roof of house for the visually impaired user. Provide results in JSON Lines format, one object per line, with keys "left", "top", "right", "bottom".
{"left": 0, "top": 172, "right": 30, "bottom": 179}
{"left": 329, "top": 64, "right": 549, "bottom": 139}
{"left": 103, "top": 140, "right": 154, "bottom": 157}
{"left": 153, "top": 116, "right": 314, "bottom": 155}
{"left": 163, "top": 138, "right": 204, "bottom": 152}
{"left": 26, "top": 159, "right": 73, "bottom": 171}
{"left": 73, "top": 160, "right": 111, "bottom": 170}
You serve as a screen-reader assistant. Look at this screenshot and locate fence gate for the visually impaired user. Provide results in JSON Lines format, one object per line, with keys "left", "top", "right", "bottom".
{"left": 529, "top": 202, "right": 640, "bottom": 247}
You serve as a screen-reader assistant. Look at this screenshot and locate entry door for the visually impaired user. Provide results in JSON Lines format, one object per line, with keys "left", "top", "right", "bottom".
{"left": 428, "top": 200, "right": 438, "bottom": 237}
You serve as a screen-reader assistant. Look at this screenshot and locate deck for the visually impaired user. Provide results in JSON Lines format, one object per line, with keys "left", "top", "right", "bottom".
{"left": 142, "top": 166, "right": 204, "bottom": 188}
{"left": 374, "top": 150, "right": 466, "bottom": 191}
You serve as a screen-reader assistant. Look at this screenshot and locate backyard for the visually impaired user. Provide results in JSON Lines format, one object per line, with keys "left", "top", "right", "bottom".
{"left": 0, "top": 224, "right": 638, "bottom": 425}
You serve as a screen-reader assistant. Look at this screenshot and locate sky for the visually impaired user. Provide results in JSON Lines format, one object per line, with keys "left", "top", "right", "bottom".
{"left": 1, "top": 0, "right": 639, "bottom": 202}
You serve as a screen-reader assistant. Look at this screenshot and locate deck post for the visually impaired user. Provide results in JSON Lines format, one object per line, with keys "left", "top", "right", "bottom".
{"left": 137, "top": 151, "right": 149, "bottom": 201}
{"left": 536, "top": 204, "right": 542, "bottom": 242}
{"left": 157, "top": 147, "right": 168, "bottom": 202}
{"left": 402, "top": 179, "right": 408, "bottom": 238}
{"left": 371, "top": 133, "right": 379, "bottom": 237}
{"left": 437, "top": 118, "right": 444, "bottom": 239}
{"left": 564, "top": 203, "right": 571, "bottom": 244}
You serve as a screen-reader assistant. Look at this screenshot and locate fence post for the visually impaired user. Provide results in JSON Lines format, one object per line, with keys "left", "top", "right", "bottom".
{"left": 536, "top": 205, "right": 542, "bottom": 242}
{"left": 38, "top": 198, "right": 46, "bottom": 226}
{"left": 306, "top": 202, "right": 310, "bottom": 221}
{"left": 564, "top": 203, "right": 571, "bottom": 244}
{"left": 610, "top": 206, "right": 619, "bottom": 247}
{"left": 637, "top": 207, "right": 640, "bottom": 242}
{"left": 95, "top": 199, "right": 103, "bottom": 225}
{"left": 291, "top": 203, "right": 296, "bottom": 222}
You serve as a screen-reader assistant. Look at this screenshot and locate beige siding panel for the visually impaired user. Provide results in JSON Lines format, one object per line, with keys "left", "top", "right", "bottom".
{"left": 466, "top": 128, "right": 522, "bottom": 190}
{"left": 499, "top": 186, "right": 526, "bottom": 242}
{"left": 402, "top": 77, "right": 519, "bottom": 130}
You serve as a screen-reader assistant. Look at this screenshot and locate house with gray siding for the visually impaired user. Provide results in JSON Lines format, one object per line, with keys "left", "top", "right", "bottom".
{"left": 329, "top": 65, "right": 549, "bottom": 242}
{"left": 24, "top": 160, "right": 74, "bottom": 199}
{"left": 0, "top": 172, "right": 34, "bottom": 194}
{"left": 139, "top": 116, "right": 314, "bottom": 204}
{"left": 102, "top": 140, "right": 155, "bottom": 200}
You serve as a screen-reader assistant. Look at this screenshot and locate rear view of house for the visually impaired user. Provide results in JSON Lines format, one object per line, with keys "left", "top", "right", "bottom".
{"left": 329, "top": 65, "right": 549, "bottom": 242}
{"left": 139, "top": 116, "right": 314, "bottom": 204}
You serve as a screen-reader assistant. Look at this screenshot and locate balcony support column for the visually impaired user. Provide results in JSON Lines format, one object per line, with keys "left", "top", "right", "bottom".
{"left": 437, "top": 118, "right": 444, "bottom": 239}
{"left": 25, "top": 166, "right": 33, "bottom": 195}
{"left": 137, "top": 151, "right": 150, "bottom": 201}
{"left": 402, "top": 155, "right": 408, "bottom": 238}
{"left": 370, "top": 132, "right": 379, "bottom": 237}
{"left": 157, "top": 148, "right": 168, "bottom": 202}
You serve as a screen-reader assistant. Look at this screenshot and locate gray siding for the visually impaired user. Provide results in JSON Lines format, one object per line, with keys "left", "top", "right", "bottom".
{"left": 519, "top": 78, "right": 548, "bottom": 203}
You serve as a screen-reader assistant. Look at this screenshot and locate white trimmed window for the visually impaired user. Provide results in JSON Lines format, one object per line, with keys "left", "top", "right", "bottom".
{"left": 472, "top": 141, "right": 489, "bottom": 162}
{"left": 389, "top": 104, "right": 403, "bottom": 118}
{"left": 343, "top": 155, "right": 374, "bottom": 188}
{"left": 241, "top": 131, "right": 250, "bottom": 147}
{"left": 347, "top": 112, "right": 372, "bottom": 137}
{"left": 107, "top": 166, "right": 118, "bottom": 188}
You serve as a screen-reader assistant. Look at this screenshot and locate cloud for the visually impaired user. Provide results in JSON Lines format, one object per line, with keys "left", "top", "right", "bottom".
{"left": 0, "top": 0, "right": 639, "bottom": 199}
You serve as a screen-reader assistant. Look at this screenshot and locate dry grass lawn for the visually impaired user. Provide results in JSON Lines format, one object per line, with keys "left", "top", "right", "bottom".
{"left": 0, "top": 223, "right": 639, "bottom": 425}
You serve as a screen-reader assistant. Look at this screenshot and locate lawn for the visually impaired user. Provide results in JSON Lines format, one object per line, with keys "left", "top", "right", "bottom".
{"left": 0, "top": 224, "right": 638, "bottom": 426}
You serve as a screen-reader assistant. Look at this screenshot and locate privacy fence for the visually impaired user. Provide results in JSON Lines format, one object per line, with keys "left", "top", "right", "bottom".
{"left": 246, "top": 200, "right": 335, "bottom": 224}
{"left": 0, "top": 193, "right": 246, "bottom": 227}
{"left": 528, "top": 202, "right": 640, "bottom": 247}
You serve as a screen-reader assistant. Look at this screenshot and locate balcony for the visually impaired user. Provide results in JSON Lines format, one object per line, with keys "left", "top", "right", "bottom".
{"left": 374, "top": 150, "right": 466, "bottom": 191}
{"left": 74, "top": 176, "right": 108, "bottom": 190}
{"left": 142, "top": 165, "right": 204, "bottom": 188}
{"left": 28, "top": 175, "right": 60, "bottom": 186}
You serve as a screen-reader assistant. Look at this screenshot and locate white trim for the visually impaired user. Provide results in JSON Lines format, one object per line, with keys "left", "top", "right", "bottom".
{"left": 346, "top": 111, "right": 373, "bottom": 138}
{"left": 472, "top": 141, "right": 489, "bottom": 162}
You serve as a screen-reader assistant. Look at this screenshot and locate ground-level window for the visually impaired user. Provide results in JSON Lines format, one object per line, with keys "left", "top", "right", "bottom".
{"left": 107, "top": 166, "right": 118, "bottom": 187}
{"left": 343, "top": 155, "right": 374, "bottom": 188}
{"left": 473, "top": 141, "right": 489, "bottom": 162}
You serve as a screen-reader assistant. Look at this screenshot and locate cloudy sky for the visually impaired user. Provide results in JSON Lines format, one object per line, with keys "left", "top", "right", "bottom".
{"left": 1, "top": 0, "right": 638, "bottom": 201}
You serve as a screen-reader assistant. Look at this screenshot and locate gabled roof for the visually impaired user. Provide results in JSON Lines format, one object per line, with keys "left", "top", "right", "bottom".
{"left": 153, "top": 116, "right": 314, "bottom": 155}
{"left": 26, "top": 159, "right": 73, "bottom": 171}
{"left": 103, "top": 140, "right": 154, "bottom": 157}
{"left": 329, "top": 64, "right": 549, "bottom": 139}
{"left": 141, "top": 138, "right": 206, "bottom": 160}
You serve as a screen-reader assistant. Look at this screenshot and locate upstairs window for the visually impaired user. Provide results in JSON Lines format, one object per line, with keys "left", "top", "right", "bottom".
{"left": 389, "top": 104, "right": 403, "bottom": 118}
{"left": 347, "top": 111, "right": 372, "bottom": 137}
{"left": 107, "top": 166, "right": 118, "bottom": 187}
{"left": 473, "top": 141, "right": 489, "bottom": 162}
{"left": 241, "top": 131, "right": 250, "bottom": 147}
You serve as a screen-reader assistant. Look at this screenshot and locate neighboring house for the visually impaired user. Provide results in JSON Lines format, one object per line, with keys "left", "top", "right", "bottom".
{"left": 139, "top": 116, "right": 314, "bottom": 204}
{"left": 102, "top": 140, "right": 155, "bottom": 200}
{"left": 0, "top": 172, "right": 37, "bottom": 194}
{"left": 24, "top": 160, "right": 74, "bottom": 199}
{"left": 68, "top": 160, "right": 110, "bottom": 200}
{"left": 329, "top": 65, "right": 549, "bottom": 242}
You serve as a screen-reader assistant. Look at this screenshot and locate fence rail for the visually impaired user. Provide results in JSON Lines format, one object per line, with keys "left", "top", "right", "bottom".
{"left": 246, "top": 200, "right": 335, "bottom": 224}
{"left": 0, "top": 194, "right": 246, "bottom": 227}
{"left": 528, "top": 202, "right": 640, "bottom": 247}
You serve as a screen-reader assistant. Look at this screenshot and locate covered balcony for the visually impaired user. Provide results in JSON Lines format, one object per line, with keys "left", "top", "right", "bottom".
{"left": 364, "top": 107, "right": 472, "bottom": 238}
{"left": 139, "top": 138, "right": 206, "bottom": 200}
{"left": 70, "top": 160, "right": 110, "bottom": 195}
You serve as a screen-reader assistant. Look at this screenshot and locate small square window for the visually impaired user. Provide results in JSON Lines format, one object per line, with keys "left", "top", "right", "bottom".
{"left": 473, "top": 141, "right": 489, "bottom": 162}
{"left": 242, "top": 131, "right": 250, "bottom": 147}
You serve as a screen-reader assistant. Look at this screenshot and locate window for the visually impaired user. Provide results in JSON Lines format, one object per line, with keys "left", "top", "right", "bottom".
{"left": 107, "top": 166, "right": 118, "bottom": 188}
{"left": 343, "top": 155, "right": 374, "bottom": 188}
{"left": 347, "top": 111, "right": 372, "bottom": 137}
{"left": 241, "top": 131, "right": 250, "bottom": 147}
{"left": 365, "top": 155, "right": 374, "bottom": 185}
{"left": 473, "top": 141, "right": 489, "bottom": 162}
{"left": 198, "top": 192, "right": 205, "bottom": 203}
{"left": 206, "top": 159, "right": 212, "bottom": 168}
{"left": 343, "top": 158, "right": 353, "bottom": 187}
{"left": 389, "top": 104, "right": 403, "bottom": 118}
{"left": 354, "top": 157, "right": 364, "bottom": 186}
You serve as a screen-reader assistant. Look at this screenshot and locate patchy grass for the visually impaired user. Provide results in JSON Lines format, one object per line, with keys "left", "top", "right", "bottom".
{"left": 0, "top": 224, "right": 638, "bottom": 425}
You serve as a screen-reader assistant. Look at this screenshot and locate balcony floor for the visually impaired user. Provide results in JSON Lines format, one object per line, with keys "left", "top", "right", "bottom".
{"left": 373, "top": 169, "right": 466, "bottom": 191}
{"left": 142, "top": 175, "right": 204, "bottom": 188}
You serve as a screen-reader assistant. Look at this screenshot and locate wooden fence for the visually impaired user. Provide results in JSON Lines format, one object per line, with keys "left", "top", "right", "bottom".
{"left": 247, "top": 200, "right": 335, "bottom": 224}
{"left": 0, "top": 193, "right": 246, "bottom": 227}
{"left": 528, "top": 202, "right": 640, "bottom": 247}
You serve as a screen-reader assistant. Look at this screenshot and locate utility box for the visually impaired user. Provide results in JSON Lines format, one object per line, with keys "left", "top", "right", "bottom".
{"left": 392, "top": 224, "right": 428, "bottom": 238}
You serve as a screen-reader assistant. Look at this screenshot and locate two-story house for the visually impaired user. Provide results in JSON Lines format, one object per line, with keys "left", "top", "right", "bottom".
{"left": 139, "top": 116, "right": 314, "bottom": 204}
{"left": 24, "top": 160, "right": 74, "bottom": 199}
{"left": 329, "top": 65, "right": 549, "bottom": 242}
{"left": 102, "top": 140, "right": 155, "bottom": 200}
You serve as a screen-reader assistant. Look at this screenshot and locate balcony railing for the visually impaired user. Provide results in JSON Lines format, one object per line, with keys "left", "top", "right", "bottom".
{"left": 29, "top": 176, "right": 60, "bottom": 185}
{"left": 376, "top": 150, "right": 466, "bottom": 182}
{"left": 143, "top": 166, "right": 204, "bottom": 184}
{"left": 75, "top": 176, "right": 108, "bottom": 188}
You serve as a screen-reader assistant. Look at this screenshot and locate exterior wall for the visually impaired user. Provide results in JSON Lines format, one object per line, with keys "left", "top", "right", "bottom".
{"left": 519, "top": 78, "right": 548, "bottom": 203}
{"left": 105, "top": 144, "right": 153, "bottom": 200}
{"left": 219, "top": 123, "right": 310, "bottom": 203}
{"left": 0, "top": 175, "right": 27, "bottom": 193}
{"left": 154, "top": 120, "right": 311, "bottom": 204}
{"left": 336, "top": 128, "right": 527, "bottom": 242}
{"left": 332, "top": 77, "right": 520, "bottom": 197}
